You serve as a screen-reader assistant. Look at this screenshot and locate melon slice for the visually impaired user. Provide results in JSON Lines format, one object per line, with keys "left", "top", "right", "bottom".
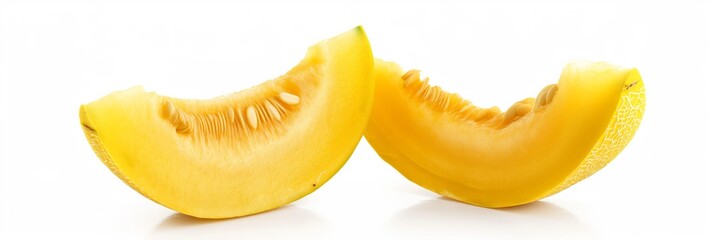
{"left": 365, "top": 60, "right": 645, "bottom": 207}
{"left": 79, "top": 27, "right": 374, "bottom": 219}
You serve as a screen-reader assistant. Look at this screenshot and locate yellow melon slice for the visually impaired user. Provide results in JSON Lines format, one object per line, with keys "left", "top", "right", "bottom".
{"left": 365, "top": 60, "right": 645, "bottom": 207}
{"left": 79, "top": 27, "right": 374, "bottom": 219}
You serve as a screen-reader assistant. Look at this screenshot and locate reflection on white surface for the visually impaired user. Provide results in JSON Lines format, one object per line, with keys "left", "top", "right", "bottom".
{"left": 386, "top": 198, "right": 596, "bottom": 240}
{"left": 149, "top": 205, "right": 328, "bottom": 240}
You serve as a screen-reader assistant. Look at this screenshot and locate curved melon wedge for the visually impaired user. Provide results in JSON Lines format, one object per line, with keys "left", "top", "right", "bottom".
{"left": 365, "top": 60, "right": 645, "bottom": 208}
{"left": 79, "top": 27, "right": 373, "bottom": 219}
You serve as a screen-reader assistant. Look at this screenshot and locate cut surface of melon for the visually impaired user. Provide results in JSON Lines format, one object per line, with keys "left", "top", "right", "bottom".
{"left": 365, "top": 60, "right": 645, "bottom": 207}
{"left": 79, "top": 27, "right": 374, "bottom": 219}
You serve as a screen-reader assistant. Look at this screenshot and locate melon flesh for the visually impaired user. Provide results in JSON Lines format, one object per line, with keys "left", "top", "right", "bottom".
{"left": 365, "top": 60, "right": 645, "bottom": 207}
{"left": 79, "top": 27, "right": 374, "bottom": 219}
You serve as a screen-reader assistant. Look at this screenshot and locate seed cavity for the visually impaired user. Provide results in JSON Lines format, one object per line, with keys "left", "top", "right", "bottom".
{"left": 246, "top": 106, "right": 258, "bottom": 129}
{"left": 279, "top": 92, "right": 300, "bottom": 105}
{"left": 159, "top": 88, "right": 304, "bottom": 141}
{"left": 402, "top": 70, "right": 456, "bottom": 112}
{"left": 401, "top": 69, "right": 562, "bottom": 128}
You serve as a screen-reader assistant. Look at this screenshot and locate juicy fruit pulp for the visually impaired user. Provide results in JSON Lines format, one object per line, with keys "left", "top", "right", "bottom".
{"left": 79, "top": 27, "right": 374, "bottom": 219}
{"left": 365, "top": 60, "right": 645, "bottom": 208}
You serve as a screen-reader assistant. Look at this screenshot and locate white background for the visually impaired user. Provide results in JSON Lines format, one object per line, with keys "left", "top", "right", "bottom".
{"left": 1, "top": 1, "right": 713, "bottom": 239}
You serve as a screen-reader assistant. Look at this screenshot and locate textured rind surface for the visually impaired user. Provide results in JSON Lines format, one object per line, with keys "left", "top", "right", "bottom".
{"left": 80, "top": 118, "right": 161, "bottom": 206}
{"left": 81, "top": 124, "right": 130, "bottom": 188}
{"left": 544, "top": 70, "right": 645, "bottom": 197}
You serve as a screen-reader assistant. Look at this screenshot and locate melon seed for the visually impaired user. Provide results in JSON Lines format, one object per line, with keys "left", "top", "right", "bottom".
{"left": 279, "top": 92, "right": 300, "bottom": 105}
{"left": 246, "top": 106, "right": 258, "bottom": 129}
